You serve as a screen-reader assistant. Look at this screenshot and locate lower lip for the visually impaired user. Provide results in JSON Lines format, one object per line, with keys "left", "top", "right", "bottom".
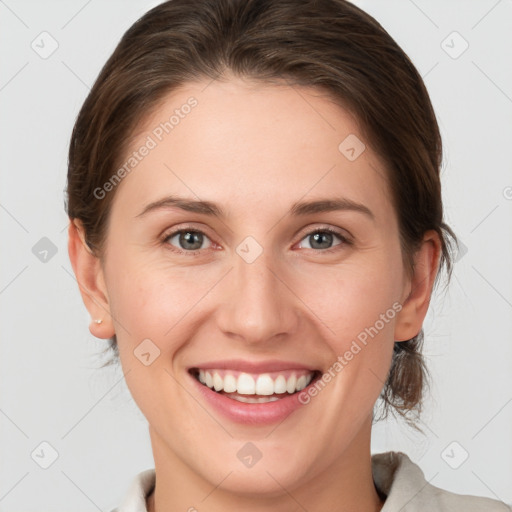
{"left": 188, "top": 371, "right": 317, "bottom": 426}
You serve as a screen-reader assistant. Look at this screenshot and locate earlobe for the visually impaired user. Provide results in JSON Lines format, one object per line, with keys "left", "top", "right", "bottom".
{"left": 394, "top": 230, "right": 441, "bottom": 342}
{"left": 67, "top": 219, "right": 115, "bottom": 339}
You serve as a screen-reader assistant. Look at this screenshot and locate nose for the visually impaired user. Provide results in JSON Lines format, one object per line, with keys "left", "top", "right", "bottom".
{"left": 216, "top": 249, "right": 299, "bottom": 346}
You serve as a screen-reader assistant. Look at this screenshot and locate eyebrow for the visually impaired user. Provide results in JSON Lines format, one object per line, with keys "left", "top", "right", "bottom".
{"left": 136, "top": 195, "right": 374, "bottom": 220}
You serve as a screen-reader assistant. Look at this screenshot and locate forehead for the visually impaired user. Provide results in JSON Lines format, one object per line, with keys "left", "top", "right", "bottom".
{"left": 111, "top": 78, "right": 391, "bottom": 220}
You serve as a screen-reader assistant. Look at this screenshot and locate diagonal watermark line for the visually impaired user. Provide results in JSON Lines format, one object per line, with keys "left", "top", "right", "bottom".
{"left": 367, "top": 160, "right": 388, "bottom": 187}
{"left": 61, "top": 369, "right": 131, "bottom": 439}
{"left": 368, "top": 367, "right": 385, "bottom": 385}
{"left": 200, "top": 77, "right": 216, "bottom": 93}
{"left": 61, "top": 471, "right": 102, "bottom": 511}
{"left": 164, "top": 267, "right": 233, "bottom": 336}
{"left": 60, "top": 221, "right": 70, "bottom": 233}
{"left": 471, "top": 470, "right": 509, "bottom": 505}
{"left": 163, "top": 163, "right": 233, "bottom": 234}
{"left": 0, "top": 409, "right": 29, "bottom": 438}
{"left": 199, "top": 471, "right": 233, "bottom": 503}
{"left": 265, "top": 470, "right": 309, "bottom": 511}
{"left": 398, "top": 472, "right": 439, "bottom": 511}
{"left": 416, "top": 417, "right": 439, "bottom": 439}
{"left": 164, "top": 368, "right": 234, "bottom": 438}
{"left": 0, "top": 203, "right": 29, "bottom": 233}
{"left": 470, "top": 204, "right": 499, "bottom": 233}
{"left": 472, "top": 266, "right": 512, "bottom": 309}
{"left": 164, "top": 163, "right": 201, "bottom": 199}
{"left": 0, "top": 472, "right": 29, "bottom": 503}
{"left": 266, "top": 266, "right": 336, "bottom": 335}
{"left": 61, "top": 61, "right": 90, "bottom": 90}
{"left": 0, "top": 265, "right": 28, "bottom": 295}
{"left": 0, "top": 61, "right": 29, "bottom": 92}
{"left": 472, "top": 0, "right": 502, "bottom": 30}
{"left": 60, "top": 264, "right": 132, "bottom": 336}
{"left": 61, "top": 0, "right": 94, "bottom": 29}
{"left": 287, "top": 81, "right": 336, "bottom": 130}
{"left": 454, "top": 273, "right": 469, "bottom": 299}
{"left": 266, "top": 164, "right": 336, "bottom": 234}
{"left": 422, "top": 61, "right": 439, "bottom": 80}
{"left": 472, "top": 61, "right": 512, "bottom": 105}
{"left": 407, "top": 0, "right": 439, "bottom": 28}
{"left": 0, "top": 1, "right": 29, "bottom": 28}
{"left": 472, "top": 396, "right": 512, "bottom": 439}
{"left": 263, "top": 408, "right": 296, "bottom": 439}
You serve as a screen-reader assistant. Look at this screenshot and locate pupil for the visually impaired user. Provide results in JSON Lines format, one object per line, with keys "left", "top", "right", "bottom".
{"left": 311, "top": 232, "right": 332, "bottom": 249}
{"left": 180, "top": 231, "right": 203, "bottom": 250}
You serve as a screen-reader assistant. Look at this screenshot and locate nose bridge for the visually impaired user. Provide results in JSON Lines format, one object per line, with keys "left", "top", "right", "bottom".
{"left": 237, "top": 248, "right": 277, "bottom": 301}
{"left": 217, "top": 244, "right": 297, "bottom": 343}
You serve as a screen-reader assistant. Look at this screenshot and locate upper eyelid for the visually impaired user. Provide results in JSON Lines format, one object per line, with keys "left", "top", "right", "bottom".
{"left": 161, "top": 222, "right": 213, "bottom": 239}
{"left": 295, "top": 225, "right": 350, "bottom": 240}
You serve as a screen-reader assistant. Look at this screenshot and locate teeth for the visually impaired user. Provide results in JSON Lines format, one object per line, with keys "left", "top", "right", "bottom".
{"left": 237, "top": 373, "right": 256, "bottom": 394}
{"left": 213, "top": 372, "right": 223, "bottom": 392}
{"left": 255, "top": 374, "right": 274, "bottom": 395}
{"left": 286, "top": 374, "right": 297, "bottom": 394}
{"left": 296, "top": 375, "right": 307, "bottom": 391}
{"left": 274, "top": 375, "right": 287, "bottom": 394}
{"left": 223, "top": 373, "right": 237, "bottom": 393}
{"left": 196, "top": 370, "right": 314, "bottom": 396}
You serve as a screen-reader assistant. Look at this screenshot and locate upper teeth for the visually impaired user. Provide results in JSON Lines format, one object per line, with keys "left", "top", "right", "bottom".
{"left": 197, "top": 370, "right": 314, "bottom": 395}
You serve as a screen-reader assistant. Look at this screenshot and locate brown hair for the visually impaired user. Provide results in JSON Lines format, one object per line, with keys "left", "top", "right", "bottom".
{"left": 66, "top": 0, "right": 456, "bottom": 426}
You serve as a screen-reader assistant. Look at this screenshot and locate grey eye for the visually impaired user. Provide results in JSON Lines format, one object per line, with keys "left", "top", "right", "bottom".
{"left": 167, "top": 230, "right": 211, "bottom": 251}
{"left": 299, "top": 231, "right": 343, "bottom": 250}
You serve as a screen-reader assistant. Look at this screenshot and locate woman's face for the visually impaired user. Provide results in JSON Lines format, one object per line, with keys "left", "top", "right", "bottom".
{"left": 78, "top": 77, "right": 429, "bottom": 495}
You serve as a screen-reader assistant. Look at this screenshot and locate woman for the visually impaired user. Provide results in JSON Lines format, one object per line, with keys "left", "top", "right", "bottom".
{"left": 66, "top": 0, "right": 509, "bottom": 510}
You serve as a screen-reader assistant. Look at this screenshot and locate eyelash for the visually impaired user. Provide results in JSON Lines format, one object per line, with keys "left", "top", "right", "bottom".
{"left": 161, "top": 225, "right": 352, "bottom": 256}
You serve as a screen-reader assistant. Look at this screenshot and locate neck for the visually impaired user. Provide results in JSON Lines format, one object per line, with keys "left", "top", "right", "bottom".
{"left": 147, "top": 417, "right": 384, "bottom": 512}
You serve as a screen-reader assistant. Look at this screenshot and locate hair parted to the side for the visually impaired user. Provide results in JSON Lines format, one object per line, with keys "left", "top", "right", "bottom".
{"left": 65, "top": 0, "right": 456, "bottom": 428}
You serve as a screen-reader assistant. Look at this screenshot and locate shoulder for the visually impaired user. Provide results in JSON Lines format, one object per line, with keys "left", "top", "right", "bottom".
{"left": 372, "top": 451, "right": 511, "bottom": 512}
{"left": 110, "top": 468, "right": 155, "bottom": 512}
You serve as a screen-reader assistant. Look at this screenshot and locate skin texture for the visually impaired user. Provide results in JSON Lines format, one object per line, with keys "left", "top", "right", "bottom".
{"left": 68, "top": 77, "right": 440, "bottom": 512}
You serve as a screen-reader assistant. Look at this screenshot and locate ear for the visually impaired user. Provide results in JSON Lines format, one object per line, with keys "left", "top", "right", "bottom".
{"left": 67, "top": 219, "right": 115, "bottom": 339}
{"left": 394, "top": 230, "right": 441, "bottom": 342}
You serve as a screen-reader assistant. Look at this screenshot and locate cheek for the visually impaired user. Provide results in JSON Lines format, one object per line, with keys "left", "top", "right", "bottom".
{"left": 292, "top": 256, "right": 403, "bottom": 346}
{"left": 288, "top": 251, "right": 403, "bottom": 403}
{"left": 105, "top": 253, "right": 216, "bottom": 349}
{"left": 104, "top": 258, "right": 204, "bottom": 412}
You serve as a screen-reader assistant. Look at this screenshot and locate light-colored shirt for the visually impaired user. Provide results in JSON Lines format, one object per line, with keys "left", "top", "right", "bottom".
{"left": 112, "top": 451, "right": 511, "bottom": 511}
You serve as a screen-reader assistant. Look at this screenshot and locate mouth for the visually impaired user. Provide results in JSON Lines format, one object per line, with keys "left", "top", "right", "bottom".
{"left": 189, "top": 367, "right": 322, "bottom": 404}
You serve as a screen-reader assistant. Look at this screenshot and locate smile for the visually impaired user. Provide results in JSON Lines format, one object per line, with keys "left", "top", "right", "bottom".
{"left": 190, "top": 368, "right": 319, "bottom": 404}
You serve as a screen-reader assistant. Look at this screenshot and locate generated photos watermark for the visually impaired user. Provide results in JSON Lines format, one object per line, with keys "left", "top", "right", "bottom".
{"left": 93, "top": 96, "right": 198, "bottom": 200}
{"left": 298, "top": 301, "right": 403, "bottom": 404}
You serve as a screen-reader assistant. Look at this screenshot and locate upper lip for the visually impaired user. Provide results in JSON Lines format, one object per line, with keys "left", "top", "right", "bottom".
{"left": 189, "top": 359, "right": 318, "bottom": 374}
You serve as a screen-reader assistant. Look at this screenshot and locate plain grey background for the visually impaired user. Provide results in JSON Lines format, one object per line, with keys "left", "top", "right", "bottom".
{"left": 1, "top": 0, "right": 511, "bottom": 510}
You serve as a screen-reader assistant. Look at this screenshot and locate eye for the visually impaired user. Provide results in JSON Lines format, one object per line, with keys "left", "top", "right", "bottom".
{"left": 162, "top": 226, "right": 350, "bottom": 255}
{"left": 297, "top": 228, "right": 348, "bottom": 251}
{"left": 164, "top": 229, "right": 212, "bottom": 253}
